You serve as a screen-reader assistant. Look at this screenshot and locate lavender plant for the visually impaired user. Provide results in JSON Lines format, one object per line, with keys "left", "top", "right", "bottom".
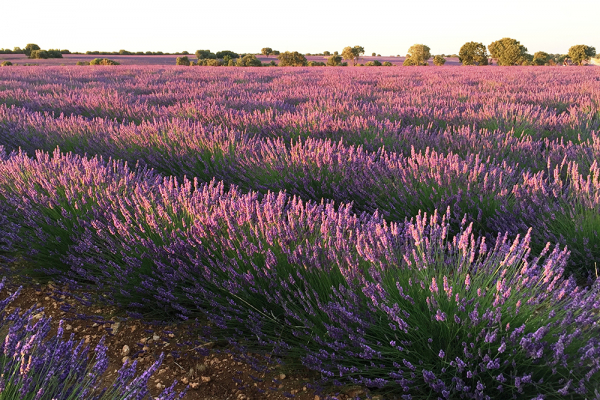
{"left": 0, "top": 278, "right": 184, "bottom": 399}
{"left": 0, "top": 148, "right": 599, "bottom": 397}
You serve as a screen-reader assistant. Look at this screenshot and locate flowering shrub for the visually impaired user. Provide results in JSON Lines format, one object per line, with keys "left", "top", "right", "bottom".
{"left": 0, "top": 148, "right": 599, "bottom": 397}
{"left": 1, "top": 67, "right": 600, "bottom": 397}
{"left": 0, "top": 278, "right": 184, "bottom": 399}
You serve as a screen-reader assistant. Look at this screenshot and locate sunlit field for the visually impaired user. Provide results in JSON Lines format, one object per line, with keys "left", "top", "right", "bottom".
{"left": 1, "top": 65, "right": 600, "bottom": 399}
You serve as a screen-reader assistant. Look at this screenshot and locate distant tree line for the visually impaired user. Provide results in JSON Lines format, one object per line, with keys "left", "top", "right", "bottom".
{"left": 3, "top": 42, "right": 596, "bottom": 67}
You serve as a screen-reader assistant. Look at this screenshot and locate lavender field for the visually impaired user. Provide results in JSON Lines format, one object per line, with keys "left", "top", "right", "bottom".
{"left": 1, "top": 65, "right": 600, "bottom": 399}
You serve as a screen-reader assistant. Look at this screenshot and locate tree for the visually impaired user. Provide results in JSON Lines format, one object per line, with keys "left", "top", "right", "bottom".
{"left": 272, "top": 50, "right": 280, "bottom": 55}
{"left": 405, "top": 44, "right": 431, "bottom": 66}
{"left": 277, "top": 51, "right": 307, "bottom": 66}
{"left": 216, "top": 50, "right": 239, "bottom": 59}
{"left": 458, "top": 42, "right": 488, "bottom": 65}
{"left": 326, "top": 55, "right": 343, "bottom": 66}
{"left": 30, "top": 50, "right": 50, "bottom": 59}
{"left": 365, "top": 60, "right": 382, "bottom": 66}
{"left": 372, "top": 52, "right": 376, "bottom": 56}
{"left": 24, "top": 43, "right": 40, "bottom": 58}
{"left": 236, "top": 54, "right": 262, "bottom": 67}
{"left": 382, "top": 61, "right": 393, "bottom": 66}
{"left": 176, "top": 56, "right": 191, "bottom": 66}
{"left": 488, "top": 38, "right": 529, "bottom": 66}
{"left": 89, "top": 58, "right": 120, "bottom": 65}
{"left": 433, "top": 55, "right": 446, "bottom": 66}
{"left": 532, "top": 51, "right": 551, "bottom": 66}
{"left": 195, "top": 50, "right": 216, "bottom": 59}
{"left": 341, "top": 46, "right": 365, "bottom": 66}
{"left": 323, "top": 51, "right": 331, "bottom": 56}
{"left": 261, "top": 47, "right": 273, "bottom": 57}
{"left": 568, "top": 45, "right": 596, "bottom": 65}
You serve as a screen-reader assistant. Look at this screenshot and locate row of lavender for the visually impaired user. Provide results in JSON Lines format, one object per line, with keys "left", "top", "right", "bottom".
{"left": 0, "top": 279, "right": 183, "bottom": 399}
{"left": 0, "top": 67, "right": 597, "bottom": 143}
{"left": 0, "top": 147, "right": 599, "bottom": 398}
{"left": 2, "top": 103, "right": 600, "bottom": 275}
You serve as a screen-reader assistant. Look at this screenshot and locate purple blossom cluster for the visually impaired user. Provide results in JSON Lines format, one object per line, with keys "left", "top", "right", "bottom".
{"left": 0, "top": 148, "right": 599, "bottom": 397}
{"left": 1, "top": 67, "right": 599, "bottom": 274}
{"left": 1, "top": 66, "right": 600, "bottom": 397}
{"left": 0, "top": 278, "right": 184, "bottom": 399}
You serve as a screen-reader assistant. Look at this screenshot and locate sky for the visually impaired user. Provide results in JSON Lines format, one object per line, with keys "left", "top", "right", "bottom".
{"left": 2, "top": 0, "right": 599, "bottom": 56}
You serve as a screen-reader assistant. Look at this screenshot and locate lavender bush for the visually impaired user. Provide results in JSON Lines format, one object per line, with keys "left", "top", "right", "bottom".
{"left": 1, "top": 66, "right": 600, "bottom": 397}
{"left": 1, "top": 67, "right": 599, "bottom": 274}
{"left": 0, "top": 278, "right": 184, "bottom": 399}
{"left": 0, "top": 148, "right": 599, "bottom": 397}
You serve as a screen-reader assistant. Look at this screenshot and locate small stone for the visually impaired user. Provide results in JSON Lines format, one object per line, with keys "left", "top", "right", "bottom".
{"left": 190, "top": 382, "right": 200, "bottom": 390}
{"left": 303, "top": 387, "right": 307, "bottom": 391}
{"left": 279, "top": 374, "right": 286, "bottom": 380}
{"left": 65, "top": 324, "right": 72, "bottom": 330}
{"left": 130, "top": 325, "right": 137, "bottom": 333}
{"left": 237, "top": 394, "right": 247, "bottom": 400}
{"left": 158, "top": 369, "right": 166, "bottom": 375}
{"left": 181, "top": 377, "right": 189, "bottom": 384}
{"left": 140, "top": 338, "right": 147, "bottom": 344}
{"left": 121, "top": 345, "right": 130, "bottom": 356}
{"left": 142, "top": 346, "right": 150, "bottom": 352}
{"left": 315, "top": 396, "right": 320, "bottom": 400}
{"left": 196, "top": 363, "right": 207, "bottom": 373}
{"left": 201, "top": 376, "right": 211, "bottom": 383}
{"left": 168, "top": 333, "right": 175, "bottom": 338}
{"left": 153, "top": 334, "right": 160, "bottom": 341}
{"left": 155, "top": 383, "right": 163, "bottom": 389}
{"left": 122, "top": 356, "right": 130, "bottom": 364}
{"left": 111, "top": 322, "right": 120, "bottom": 334}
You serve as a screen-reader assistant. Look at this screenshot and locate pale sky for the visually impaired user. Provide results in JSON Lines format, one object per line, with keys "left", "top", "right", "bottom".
{"left": 2, "top": 0, "right": 599, "bottom": 55}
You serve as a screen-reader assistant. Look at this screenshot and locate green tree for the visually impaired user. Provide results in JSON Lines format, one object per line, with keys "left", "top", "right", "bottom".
{"left": 365, "top": 60, "right": 382, "bottom": 66}
{"left": 176, "top": 56, "right": 191, "bottom": 66}
{"left": 29, "top": 50, "right": 50, "bottom": 59}
{"left": 0, "top": 61, "right": 13, "bottom": 67}
{"left": 89, "top": 58, "right": 120, "bottom": 65}
{"left": 24, "top": 43, "right": 41, "bottom": 58}
{"left": 277, "top": 51, "right": 307, "bottom": 66}
{"left": 488, "top": 38, "right": 529, "bottom": 66}
{"left": 405, "top": 44, "right": 431, "bottom": 65}
{"left": 433, "top": 55, "right": 446, "bottom": 66}
{"left": 261, "top": 47, "right": 273, "bottom": 57}
{"left": 236, "top": 54, "right": 262, "bottom": 67}
{"left": 568, "top": 45, "right": 596, "bottom": 65}
{"left": 382, "top": 61, "right": 393, "bottom": 66}
{"left": 216, "top": 50, "right": 239, "bottom": 59}
{"left": 195, "top": 50, "right": 216, "bottom": 59}
{"left": 341, "top": 46, "right": 365, "bottom": 66}
{"left": 326, "top": 55, "right": 343, "bottom": 66}
{"left": 323, "top": 51, "right": 331, "bottom": 56}
{"left": 458, "top": 42, "right": 488, "bottom": 65}
{"left": 272, "top": 50, "right": 280, "bottom": 55}
{"left": 371, "top": 52, "right": 376, "bottom": 56}
{"left": 532, "top": 51, "right": 551, "bottom": 66}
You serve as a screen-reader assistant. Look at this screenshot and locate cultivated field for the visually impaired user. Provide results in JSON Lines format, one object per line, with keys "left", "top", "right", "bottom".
{"left": 1, "top": 66, "right": 600, "bottom": 399}
{"left": 0, "top": 53, "right": 464, "bottom": 66}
